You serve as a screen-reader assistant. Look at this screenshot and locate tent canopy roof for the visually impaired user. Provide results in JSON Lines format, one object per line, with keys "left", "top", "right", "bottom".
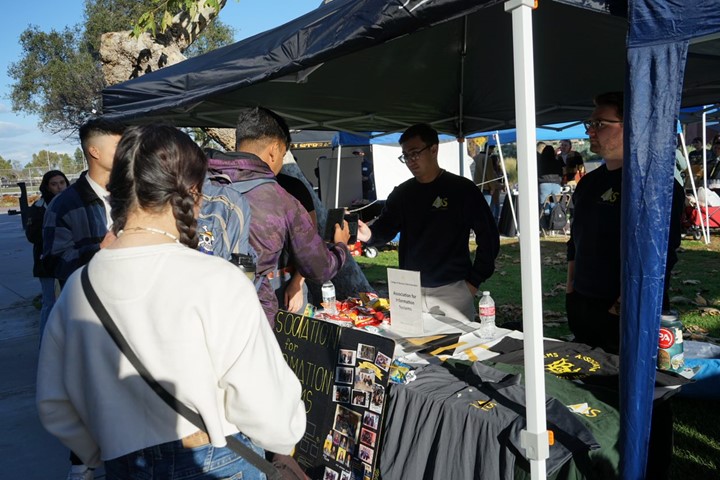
{"left": 93, "top": 0, "right": 671, "bottom": 135}
{"left": 102, "top": 0, "right": 720, "bottom": 137}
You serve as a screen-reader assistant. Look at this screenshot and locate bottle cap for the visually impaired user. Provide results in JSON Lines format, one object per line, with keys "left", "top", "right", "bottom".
{"left": 482, "top": 291, "right": 490, "bottom": 296}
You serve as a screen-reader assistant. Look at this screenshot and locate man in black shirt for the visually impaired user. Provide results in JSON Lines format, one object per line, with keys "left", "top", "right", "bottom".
{"left": 358, "top": 124, "right": 499, "bottom": 322}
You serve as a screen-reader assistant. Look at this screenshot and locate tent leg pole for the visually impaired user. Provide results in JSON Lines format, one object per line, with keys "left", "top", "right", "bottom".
{"left": 505, "top": 0, "right": 548, "bottom": 478}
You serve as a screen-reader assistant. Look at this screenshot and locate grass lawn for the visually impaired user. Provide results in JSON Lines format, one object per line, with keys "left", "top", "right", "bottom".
{"left": 355, "top": 234, "right": 720, "bottom": 478}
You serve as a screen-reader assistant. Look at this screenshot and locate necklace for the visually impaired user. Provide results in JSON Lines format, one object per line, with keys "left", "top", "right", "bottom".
{"left": 118, "top": 226, "right": 180, "bottom": 243}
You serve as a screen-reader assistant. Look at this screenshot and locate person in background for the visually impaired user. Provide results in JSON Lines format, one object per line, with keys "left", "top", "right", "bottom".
{"left": 37, "top": 125, "right": 306, "bottom": 479}
{"left": 473, "top": 144, "right": 503, "bottom": 222}
{"left": 43, "top": 118, "right": 126, "bottom": 286}
{"left": 688, "top": 136, "right": 709, "bottom": 165}
{"left": 358, "top": 123, "right": 499, "bottom": 323}
{"left": 25, "top": 169, "right": 69, "bottom": 338}
{"left": 354, "top": 149, "right": 377, "bottom": 201}
{"left": 41, "top": 117, "right": 126, "bottom": 480}
{"left": 537, "top": 144, "right": 564, "bottom": 207}
{"left": 206, "top": 107, "right": 350, "bottom": 324}
{"left": 557, "top": 139, "right": 585, "bottom": 185}
{"left": 276, "top": 152, "right": 318, "bottom": 314}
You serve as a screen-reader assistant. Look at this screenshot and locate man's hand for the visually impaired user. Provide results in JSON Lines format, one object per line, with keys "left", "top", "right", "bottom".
{"left": 99, "top": 230, "right": 117, "bottom": 249}
{"left": 284, "top": 275, "right": 306, "bottom": 313}
{"left": 333, "top": 220, "right": 351, "bottom": 245}
{"left": 357, "top": 219, "right": 372, "bottom": 243}
{"left": 466, "top": 281, "right": 478, "bottom": 297}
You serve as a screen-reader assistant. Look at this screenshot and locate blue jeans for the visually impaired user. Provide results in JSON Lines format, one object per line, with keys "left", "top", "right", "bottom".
{"left": 39, "top": 276, "right": 56, "bottom": 339}
{"left": 105, "top": 433, "right": 266, "bottom": 480}
{"left": 538, "top": 183, "right": 562, "bottom": 214}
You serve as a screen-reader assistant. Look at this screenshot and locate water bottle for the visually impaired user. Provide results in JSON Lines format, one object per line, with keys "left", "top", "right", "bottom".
{"left": 477, "top": 291, "right": 496, "bottom": 339}
{"left": 321, "top": 281, "right": 337, "bottom": 314}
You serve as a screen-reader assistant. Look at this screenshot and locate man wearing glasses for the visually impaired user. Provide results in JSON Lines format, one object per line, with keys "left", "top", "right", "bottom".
{"left": 566, "top": 92, "right": 626, "bottom": 354}
{"left": 357, "top": 124, "right": 499, "bottom": 323}
{"left": 567, "top": 92, "right": 682, "bottom": 353}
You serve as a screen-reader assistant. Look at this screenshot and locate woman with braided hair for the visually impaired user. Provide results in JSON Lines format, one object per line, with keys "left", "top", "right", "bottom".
{"left": 37, "top": 125, "right": 306, "bottom": 479}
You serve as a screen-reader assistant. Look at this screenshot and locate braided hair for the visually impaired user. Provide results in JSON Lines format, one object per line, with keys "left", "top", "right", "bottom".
{"left": 108, "top": 125, "right": 207, "bottom": 248}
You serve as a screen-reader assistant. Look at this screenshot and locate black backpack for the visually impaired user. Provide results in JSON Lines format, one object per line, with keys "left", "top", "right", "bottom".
{"left": 548, "top": 203, "right": 568, "bottom": 231}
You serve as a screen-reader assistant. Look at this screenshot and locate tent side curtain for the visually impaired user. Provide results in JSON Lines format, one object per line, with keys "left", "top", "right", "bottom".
{"left": 628, "top": 0, "right": 720, "bottom": 46}
{"left": 620, "top": 0, "right": 719, "bottom": 476}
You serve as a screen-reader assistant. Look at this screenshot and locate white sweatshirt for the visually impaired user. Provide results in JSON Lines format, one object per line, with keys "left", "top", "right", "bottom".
{"left": 37, "top": 243, "right": 305, "bottom": 466}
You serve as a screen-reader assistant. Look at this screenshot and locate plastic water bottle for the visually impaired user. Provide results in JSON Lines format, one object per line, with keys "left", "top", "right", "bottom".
{"left": 321, "top": 281, "right": 337, "bottom": 314}
{"left": 477, "top": 291, "right": 496, "bottom": 339}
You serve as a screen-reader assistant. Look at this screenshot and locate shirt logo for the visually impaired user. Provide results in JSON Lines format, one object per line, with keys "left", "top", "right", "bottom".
{"left": 599, "top": 188, "right": 620, "bottom": 204}
{"left": 568, "top": 402, "right": 602, "bottom": 418}
{"left": 432, "top": 196, "right": 448, "bottom": 208}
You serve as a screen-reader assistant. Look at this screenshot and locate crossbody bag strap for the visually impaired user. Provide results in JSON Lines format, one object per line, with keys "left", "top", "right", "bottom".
{"left": 80, "top": 266, "right": 281, "bottom": 480}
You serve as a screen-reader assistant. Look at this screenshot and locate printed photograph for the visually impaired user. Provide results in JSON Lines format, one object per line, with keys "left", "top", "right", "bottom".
{"left": 360, "top": 427, "right": 377, "bottom": 448}
{"left": 338, "top": 349, "right": 356, "bottom": 366}
{"left": 323, "top": 466, "right": 339, "bottom": 480}
{"left": 354, "top": 368, "right": 375, "bottom": 392}
{"left": 374, "top": 351, "right": 391, "bottom": 371}
{"left": 351, "top": 389, "right": 369, "bottom": 408}
{"left": 335, "top": 366, "right": 354, "bottom": 385}
{"left": 333, "top": 404, "right": 362, "bottom": 440}
{"left": 340, "top": 471, "right": 351, "bottom": 480}
{"left": 358, "top": 444, "right": 374, "bottom": 464}
{"left": 336, "top": 446, "right": 347, "bottom": 465}
{"left": 357, "top": 343, "right": 377, "bottom": 362}
{"left": 370, "top": 384, "right": 385, "bottom": 413}
{"left": 333, "top": 385, "right": 351, "bottom": 404}
{"left": 362, "top": 411, "right": 380, "bottom": 430}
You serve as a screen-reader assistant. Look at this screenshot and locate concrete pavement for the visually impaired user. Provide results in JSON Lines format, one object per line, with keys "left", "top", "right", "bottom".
{"left": 0, "top": 211, "right": 101, "bottom": 479}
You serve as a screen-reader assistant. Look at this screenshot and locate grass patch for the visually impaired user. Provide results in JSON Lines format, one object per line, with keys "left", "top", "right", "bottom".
{"left": 356, "top": 234, "right": 720, "bottom": 478}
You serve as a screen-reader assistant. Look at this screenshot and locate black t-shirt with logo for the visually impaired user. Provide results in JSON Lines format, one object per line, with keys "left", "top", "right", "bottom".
{"left": 567, "top": 164, "right": 622, "bottom": 300}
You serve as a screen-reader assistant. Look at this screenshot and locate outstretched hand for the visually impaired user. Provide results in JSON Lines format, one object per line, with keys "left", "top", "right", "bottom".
{"left": 356, "top": 219, "right": 372, "bottom": 243}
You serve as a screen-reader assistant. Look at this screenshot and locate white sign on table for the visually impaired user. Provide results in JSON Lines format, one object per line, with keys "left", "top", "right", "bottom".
{"left": 387, "top": 268, "right": 423, "bottom": 336}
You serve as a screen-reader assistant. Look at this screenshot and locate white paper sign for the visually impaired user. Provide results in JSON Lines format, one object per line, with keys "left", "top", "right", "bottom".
{"left": 387, "top": 268, "right": 423, "bottom": 336}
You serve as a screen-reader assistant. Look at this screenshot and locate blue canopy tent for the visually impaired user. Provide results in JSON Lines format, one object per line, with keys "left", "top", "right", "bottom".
{"left": 101, "top": 0, "right": 720, "bottom": 477}
{"left": 476, "top": 122, "right": 589, "bottom": 145}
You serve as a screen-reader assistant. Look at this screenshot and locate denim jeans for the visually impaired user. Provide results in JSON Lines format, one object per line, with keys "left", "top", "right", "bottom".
{"left": 538, "top": 182, "right": 562, "bottom": 212}
{"left": 105, "top": 433, "right": 266, "bottom": 480}
{"left": 39, "top": 276, "right": 57, "bottom": 339}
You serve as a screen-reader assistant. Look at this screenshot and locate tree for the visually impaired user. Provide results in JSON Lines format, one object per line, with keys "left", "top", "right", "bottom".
{"left": 8, "top": 0, "right": 233, "bottom": 136}
{"left": 0, "top": 156, "right": 13, "bottom": 171}
{"left": 25, "top": 150, "right": 83, "bottom": 175}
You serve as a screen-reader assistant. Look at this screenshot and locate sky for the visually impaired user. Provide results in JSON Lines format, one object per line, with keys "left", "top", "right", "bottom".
{"left": 0, "top": 0, "right": 321, "bottom": 169}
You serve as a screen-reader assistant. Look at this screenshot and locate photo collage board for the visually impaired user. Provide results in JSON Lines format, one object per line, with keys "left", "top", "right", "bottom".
{"left": 274, "top": 311, "right": 395, "bottom": 480}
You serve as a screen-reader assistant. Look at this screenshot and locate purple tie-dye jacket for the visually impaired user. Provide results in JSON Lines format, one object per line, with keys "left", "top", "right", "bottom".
{"left": 207, "top": 152, "right": 347, "bottom": 325}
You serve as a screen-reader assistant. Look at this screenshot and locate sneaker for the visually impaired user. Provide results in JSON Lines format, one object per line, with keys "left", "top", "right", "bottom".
{"left": 66, "top": 466, "right": 94, "bottom": 480}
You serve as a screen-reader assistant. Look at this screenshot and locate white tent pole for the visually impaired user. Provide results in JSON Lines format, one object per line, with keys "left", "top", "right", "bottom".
{"left": 505, "top": 1, "right": 548, "bottom": 479}
{"left": 702, "top": 109, "right": 710, "bottom": 243}
{"left": 335, "top": 145, "right": 342, "bottom": 209}
{"left": 494, "top": 133, "right": 519, "bottom": 235}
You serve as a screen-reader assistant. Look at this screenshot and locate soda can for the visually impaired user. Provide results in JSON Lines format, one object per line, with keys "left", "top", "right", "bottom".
{"left": 657, "top": 311, "right": 684, "bottom": 373}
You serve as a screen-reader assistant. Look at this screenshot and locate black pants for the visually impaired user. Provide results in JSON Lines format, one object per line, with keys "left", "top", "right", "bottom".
{"left": 566, "top": 291, "right": 620, "bottom": 354}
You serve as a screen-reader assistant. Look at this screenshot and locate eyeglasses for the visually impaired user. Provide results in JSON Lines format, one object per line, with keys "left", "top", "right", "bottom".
{"left": 398, "top": 144, "right": 431, "bottom": 163}
{"left": 583, "top": 119, "right": 623, "bottom": 131}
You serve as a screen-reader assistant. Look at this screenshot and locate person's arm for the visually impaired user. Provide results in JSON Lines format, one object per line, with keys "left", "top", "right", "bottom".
{"left": 25, "top": 204, "right": 44, "bottom": 244}
{"left": 566, "top": 260, "right": 575, "bottom": 293}
{"left": 287, "top": 201, "right": 348, "bottom": 283}
{"left": 467, "top": 186, "right": 500, "bottom": 288}
{"left": 37, "top": 307, "right": 102, "bottom": 467}
{"left": 42, "top": 197, "right": 103, "bottom": 282}
{"left": 358, "top": 189, "right": 402, "bottom": 246}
